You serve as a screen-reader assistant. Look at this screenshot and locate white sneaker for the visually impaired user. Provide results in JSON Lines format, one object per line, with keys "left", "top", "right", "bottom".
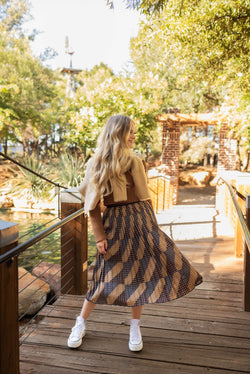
{"left": 129, "top": 319, "right": 143, "bottom": 352}
{"left": 67, "top": 316, "right": 86, "bottom": 348}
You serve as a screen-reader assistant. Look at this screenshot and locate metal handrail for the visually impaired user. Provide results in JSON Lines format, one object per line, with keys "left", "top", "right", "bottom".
{"left": 0, "top": 152, "right": 66, "bottom": 189}
{"left": 0, "top": 207, "right": 85, "bottom": 265}
{"left": 218, "top": 176, "right": 250, "bottom": 252}
{"left": 0, "top": 151, "right": 82, "bottom": 201}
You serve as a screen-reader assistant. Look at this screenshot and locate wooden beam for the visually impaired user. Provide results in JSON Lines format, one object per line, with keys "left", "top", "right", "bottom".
{"left": 0, "top": 221, "right": 19, "bottom": 374}
{"left": 244, "top": 195, "right": 250, "bottom": 311}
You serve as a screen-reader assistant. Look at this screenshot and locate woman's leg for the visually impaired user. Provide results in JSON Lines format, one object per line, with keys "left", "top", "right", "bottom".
{"left": 129, "top": 305, "right": 143, "bottom": 351}
{"left": 67, "top": 300, "right": 96, "bottom": 348}
{"left": 80, "top": 299, "right": 96, "bottom": 320}
{"left": 131, "top": 305, "right": 143, "bottom": 319}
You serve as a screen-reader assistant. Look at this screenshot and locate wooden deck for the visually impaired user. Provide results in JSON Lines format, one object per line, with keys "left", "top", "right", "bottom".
{"left": 19, "top": 233, "right": 250, "bottom": 374}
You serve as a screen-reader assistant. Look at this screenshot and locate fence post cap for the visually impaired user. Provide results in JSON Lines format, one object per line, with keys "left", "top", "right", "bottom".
{"left": 60, "top": 188, "right": 82, "bottom": 203}
{"left": 0, "top": 220, "right": 19, "bottom": 248}
{"left": 246, "top": 195, "right": 250, "bottom": 208}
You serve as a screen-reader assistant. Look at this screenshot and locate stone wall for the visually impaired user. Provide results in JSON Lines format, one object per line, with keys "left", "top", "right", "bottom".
{"left": 217, "top": 123, "right": 237, "bottom": 172}
{"left": 161, "top": 121, "right": 180, "bottom": 204}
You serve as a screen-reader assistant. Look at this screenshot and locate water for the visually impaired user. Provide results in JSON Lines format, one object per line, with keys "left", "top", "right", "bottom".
{"left": 0, "top": 209, "right": 96, "bottom": 271}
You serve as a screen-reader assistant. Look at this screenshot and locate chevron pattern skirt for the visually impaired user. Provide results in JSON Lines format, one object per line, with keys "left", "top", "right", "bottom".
{"left": 86, "top": 200, "right": 202, "bottom": 306}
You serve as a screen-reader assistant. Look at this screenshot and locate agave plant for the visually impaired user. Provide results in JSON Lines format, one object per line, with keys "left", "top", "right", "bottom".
{"left": 53, "top": 153, "right": 86, "bottom": 188}
{"left": 8, "top": 156, "right": 54, "bottom": 203}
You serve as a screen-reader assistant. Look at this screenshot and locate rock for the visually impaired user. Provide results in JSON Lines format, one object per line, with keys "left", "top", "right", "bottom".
{"left": 179, "top": 169, "right": 212, "bottom": 186}
{"left": 209, "top": 174, "right": 218, "bottom": 186}
{"left": 0, "top": 196, "right": 14, "bottom": 208}
{"left": 191, "top": 171, "right": 211, "bottom": 186}
{"left": 32, "top": 262, "right": 61, "bottom": 298}
{"left": 18, "top": 267, "right": 50, "bottom": 317}
{"left": 179, "top": 171, "right": 193, "bottom": 185}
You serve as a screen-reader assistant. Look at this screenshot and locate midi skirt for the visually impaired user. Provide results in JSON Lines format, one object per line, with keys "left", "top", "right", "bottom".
{"left": 86, "top": 200, "right": 202, "bottom": 306}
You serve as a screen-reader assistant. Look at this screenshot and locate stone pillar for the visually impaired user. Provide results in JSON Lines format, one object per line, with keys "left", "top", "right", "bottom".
{"left": 217, "top": 123, "right": 237, "bottom": 172}
{"left": 0, "top": 220, "right": 19, "bottom": 374}
{"left": 161, "top": 121, "right": 180, "bottom": 204}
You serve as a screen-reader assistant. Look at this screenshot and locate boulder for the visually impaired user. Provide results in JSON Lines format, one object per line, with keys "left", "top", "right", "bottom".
{"left": 0, "top": 196, "right": 14, "bottom": 208}
{"left": 179, "top": 170, "right": 193, "bottom": 185}
{"left": 32, "top": 262, "right": 61, "bottom": 298}
{"left": 18, "top": 267, "right": 50, "bottom": 317}
{"left": 179, "top": 169, "right": 212, "bottom": 186}
{"left": 209, "top": 174, "right": 218, "bottom": 187}
{"left": 191, "top": 171, "right": 211, "bottom": 186}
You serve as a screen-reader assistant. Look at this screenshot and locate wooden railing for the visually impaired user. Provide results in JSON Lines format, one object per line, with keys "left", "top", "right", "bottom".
{"left": 148, "top": 173, "right": 174, "bottom": 213}
{"left": 216, "top": 172, "right": 250, "bottom": 257}
{"left": 216, "top": 173, "right": 250, "bottom": 312}
{"left": 0, "top": 191, "right": 88, "bottom": 374}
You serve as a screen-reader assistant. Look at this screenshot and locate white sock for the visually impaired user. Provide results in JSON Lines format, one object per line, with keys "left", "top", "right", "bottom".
{"left": 77, "top": 315, "right": 85, "bottom": 325}
{"left": 130, "top": 318, "right": 140, "bottom": 326}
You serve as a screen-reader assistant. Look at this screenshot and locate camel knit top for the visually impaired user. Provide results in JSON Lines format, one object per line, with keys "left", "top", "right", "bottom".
{"left": 78, "top": 155, "right": 151, "bottom": 242}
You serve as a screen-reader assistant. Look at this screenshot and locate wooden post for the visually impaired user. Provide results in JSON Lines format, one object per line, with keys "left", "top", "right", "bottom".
{"left": 156, "top": 178, "right": 159, "bottom": 213}
{"left": 0, "top": 220, "right": 19, "bottom": 374}
{"left": 163, "top": 178, "right": 166, "bottom": 211}
{"left": 61, "top": 188, "right": 88, "bottom": 295}
{"left": 235, "top": 186, "right": 244, "bottom": 257}
{"left": 244, "top": 195, "right": 250, "bottom": 311}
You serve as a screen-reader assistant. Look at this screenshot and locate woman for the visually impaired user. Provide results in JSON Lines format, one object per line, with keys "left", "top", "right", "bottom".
{"left": 67, "top": 114, "right": 202, "bottom": 351}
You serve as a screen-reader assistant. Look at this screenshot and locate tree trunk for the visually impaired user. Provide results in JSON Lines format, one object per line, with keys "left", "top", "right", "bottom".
{"left": 236, "top": 139, "right": 241, "bottom": 171}
{"left": 3, "top": 138, "right": 8, "bottom": 154}
{"left": 45, "top": 134, "right": 48, "bottom": 158}
{"left": 210, "top": 153, "right": 214, "bottom": 167}
{"left": 242, "top": 149, "right": 250, "bottom": 172}
{"left": 203, "top": 154, "right": 208, "bottom": 167}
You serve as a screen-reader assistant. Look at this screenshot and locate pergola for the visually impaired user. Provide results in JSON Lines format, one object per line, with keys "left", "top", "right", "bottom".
{"left": 156, "top": 113, "right": 238, "bottom": 204}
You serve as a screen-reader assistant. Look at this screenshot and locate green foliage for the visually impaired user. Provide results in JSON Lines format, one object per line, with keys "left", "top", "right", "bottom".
{"left": 66, "top": 63, "right": 160, "bottom": 158}
{"left": 0, "top": 0, "right": 66, "bottom": 154}
{"left": 9, "top": 156, "right": 53, "bottom": 202}
{"left": 180, "top": 136, "right": 216, "bottom": 165}
{"left": 1, "top": 0, "right": 249, "bottom": 170}
{"left": 109, "top": 0, "right": 167, "bottom": 14}
{"left": 0, "top": 0, "right": 30, "bottom": 31}
{"left": 129, "top": 0, "right": 250, "bottom": 156}
{"left": 52, "top": 153, "right": 86, "bottom": 188}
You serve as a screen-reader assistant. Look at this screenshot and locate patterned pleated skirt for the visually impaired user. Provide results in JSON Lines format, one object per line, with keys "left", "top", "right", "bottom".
{"left": 86, "top": 200, "right": 202, "bottom": 307}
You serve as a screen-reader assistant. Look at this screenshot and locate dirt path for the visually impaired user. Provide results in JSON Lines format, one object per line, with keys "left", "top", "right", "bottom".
{"left": 177, "top": 185, "right": 216, "bottom": 205}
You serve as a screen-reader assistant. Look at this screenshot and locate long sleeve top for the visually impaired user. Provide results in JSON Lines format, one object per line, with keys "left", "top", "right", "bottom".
{"left": 78, "top": 155, "right": 151, "bottom": 243}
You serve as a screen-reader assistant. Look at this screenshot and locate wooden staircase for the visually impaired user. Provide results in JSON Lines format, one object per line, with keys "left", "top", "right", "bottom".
{"left": 19, "top": 205, "right": 250, "bottom": 374}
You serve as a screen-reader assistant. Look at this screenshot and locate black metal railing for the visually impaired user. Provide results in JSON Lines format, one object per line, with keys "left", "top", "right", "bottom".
{"left": 0, "top": 201, "right": 89, "bottom": 374}
{"left": 0, "top": 207, "right": 85, "bottom": 265}
{"left": 0, "top": 152, "right": 91, "bottom": 374}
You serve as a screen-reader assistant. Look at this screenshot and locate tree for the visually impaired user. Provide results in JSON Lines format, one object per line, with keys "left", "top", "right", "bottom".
{"left": 0, "top": 0, "right": 30, "bottom": 31}
{"left": 65, "top": 63, "right": 161, "bottom": 159}
{"left": 127, "top": 0, "right": 250, "bottom": 168}
{"left": 131, "top": 0, "right": 249, "bottom": 105}
{"left": 0, "top": 0, "right": 66, "bottom": 155}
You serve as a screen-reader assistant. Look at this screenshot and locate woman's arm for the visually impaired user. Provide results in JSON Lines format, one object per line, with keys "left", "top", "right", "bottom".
{"left": 89, "top": 202, "right": 108, "bottom": 255}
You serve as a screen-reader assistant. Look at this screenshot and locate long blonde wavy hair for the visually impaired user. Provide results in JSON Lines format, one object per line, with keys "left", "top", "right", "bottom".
{"left": 90, "top": 115, "right": 134, "bottom": 196}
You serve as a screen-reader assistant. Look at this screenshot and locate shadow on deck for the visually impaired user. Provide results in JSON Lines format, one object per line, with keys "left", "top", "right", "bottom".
{"left": 20, "top": 204, "right": 250, "bottom": 373}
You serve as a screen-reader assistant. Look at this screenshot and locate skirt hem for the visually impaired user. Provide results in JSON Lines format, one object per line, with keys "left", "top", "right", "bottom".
{"left": 85, "top": 278, "right": 202, "bottom": 307}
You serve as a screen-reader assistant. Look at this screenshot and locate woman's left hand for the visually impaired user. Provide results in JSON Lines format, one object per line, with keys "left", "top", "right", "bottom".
{"left": 96, "top": 239, "right": 108, "bottom": 255}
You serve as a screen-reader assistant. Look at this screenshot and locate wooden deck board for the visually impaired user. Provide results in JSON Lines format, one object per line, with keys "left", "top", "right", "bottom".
{"left": 20, "top": 236, "right": 250, "bottom": 373}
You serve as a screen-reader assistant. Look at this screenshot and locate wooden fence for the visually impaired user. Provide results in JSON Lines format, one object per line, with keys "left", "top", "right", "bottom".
{"left": 216, "top": 171, "right": 250, "bottom": 257}
{"left": 148, "top": 174, "right": 174, "bottom": 213}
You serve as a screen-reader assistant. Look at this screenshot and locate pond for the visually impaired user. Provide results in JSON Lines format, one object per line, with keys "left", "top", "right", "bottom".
{"left": 0, "top": 209, "right": 96, "bottom": 271}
